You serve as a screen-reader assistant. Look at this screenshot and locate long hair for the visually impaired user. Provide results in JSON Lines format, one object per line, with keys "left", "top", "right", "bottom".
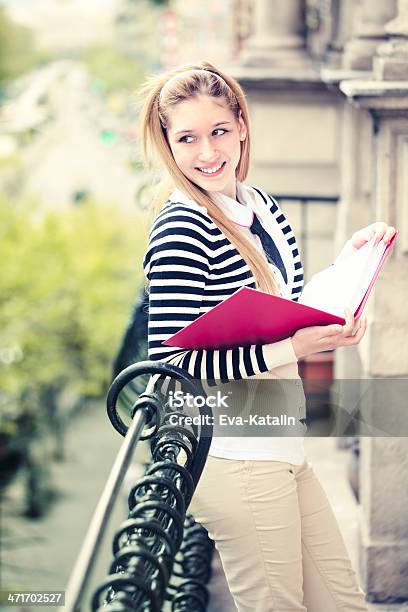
{"left": 138, "top": 61, "right": 280, "bottom": 295}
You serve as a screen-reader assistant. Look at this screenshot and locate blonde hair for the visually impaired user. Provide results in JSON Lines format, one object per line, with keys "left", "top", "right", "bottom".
{"left": 138, "top": 61, "right": 279, "bottom": 295}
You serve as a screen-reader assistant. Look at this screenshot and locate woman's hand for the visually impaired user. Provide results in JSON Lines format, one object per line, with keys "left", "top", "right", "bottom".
{"left": 291, "top": 309, "right": 367, "bottom": 360}
{"left": 351, "top": 222, "right": 396, "bottom": 249}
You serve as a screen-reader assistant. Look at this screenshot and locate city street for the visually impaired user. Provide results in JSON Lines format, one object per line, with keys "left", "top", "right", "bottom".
{"left": 1, "top": 60, "right": 143, "bottom": 210}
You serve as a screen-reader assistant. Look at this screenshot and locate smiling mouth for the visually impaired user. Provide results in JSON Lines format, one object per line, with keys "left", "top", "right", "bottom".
{"left": 196, "top": 161, "right": 226, "bottom": 176}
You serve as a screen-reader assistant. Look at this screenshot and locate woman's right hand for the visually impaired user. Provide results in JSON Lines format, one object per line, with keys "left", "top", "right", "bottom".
{"left": 291, "top": 308, "right": 367, "bottom": 360}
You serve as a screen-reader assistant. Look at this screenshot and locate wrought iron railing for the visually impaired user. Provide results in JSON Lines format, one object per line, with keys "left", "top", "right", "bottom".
{"left": 62, "top": 361, "right": 214, "bottom": 612}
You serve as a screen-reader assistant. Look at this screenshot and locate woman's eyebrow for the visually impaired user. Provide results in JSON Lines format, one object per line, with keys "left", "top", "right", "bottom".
{"left": 174, "top": 121, "right": 231, "bottom": 136}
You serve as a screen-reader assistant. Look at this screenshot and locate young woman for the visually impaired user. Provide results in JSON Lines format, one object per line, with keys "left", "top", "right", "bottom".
{"left": 140, "top": 61, "right": 396, "bottom": 611}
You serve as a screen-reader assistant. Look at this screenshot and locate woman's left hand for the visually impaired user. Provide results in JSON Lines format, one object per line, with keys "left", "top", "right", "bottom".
{"left": 351, "top": 222, "right": 397, "bottom": 249}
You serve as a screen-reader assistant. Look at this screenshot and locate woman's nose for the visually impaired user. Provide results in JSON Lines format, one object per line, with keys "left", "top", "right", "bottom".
{"left": 197, "top": 138, "right": 218, "bottom": 161}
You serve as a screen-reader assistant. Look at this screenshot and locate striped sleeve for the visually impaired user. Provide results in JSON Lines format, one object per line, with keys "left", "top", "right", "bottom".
{"left": 143, "top": 207, "right": 298, "bottom": 385}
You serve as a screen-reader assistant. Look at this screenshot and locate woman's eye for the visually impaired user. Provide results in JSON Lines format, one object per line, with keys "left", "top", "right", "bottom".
{"left": 179, "top": 135, "right": 195, "bottom": 143}
{"left": 213, "top": 128, "right": 228, "bottom": 136}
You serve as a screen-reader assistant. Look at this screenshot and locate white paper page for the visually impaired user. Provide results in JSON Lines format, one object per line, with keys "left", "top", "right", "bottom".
{"left": 299, "top": 237, "right": 386, "bottom": 318}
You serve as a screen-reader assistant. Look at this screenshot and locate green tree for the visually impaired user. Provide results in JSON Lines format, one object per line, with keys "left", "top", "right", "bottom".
{"left": 0, "top": 196, "right": 147, "bottom": 400}
{"left": 0, "top": 195, "right": 149, "bottom": 508}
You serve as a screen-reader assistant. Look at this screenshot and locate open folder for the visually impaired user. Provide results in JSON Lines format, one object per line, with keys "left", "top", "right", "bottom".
{"left": 163, "top": 233, "right": 397, "bottom": 350}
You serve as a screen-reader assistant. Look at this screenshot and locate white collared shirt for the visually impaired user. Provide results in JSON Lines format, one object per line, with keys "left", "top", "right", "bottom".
{"left": 211, "top": 184, "right": 291, "bottom": 297}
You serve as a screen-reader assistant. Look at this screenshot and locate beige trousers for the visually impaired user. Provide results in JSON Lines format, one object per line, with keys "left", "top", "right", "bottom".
{"left": 189, "top": 456, "right": 369, "bottom": 612}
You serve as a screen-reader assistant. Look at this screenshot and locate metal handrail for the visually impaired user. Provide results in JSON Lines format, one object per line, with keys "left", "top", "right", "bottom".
{"left": 272, "top": 193, "right": 339, "bottom": 279}
{"left": 62, "top": 361, "right": 214, "bottom": 612}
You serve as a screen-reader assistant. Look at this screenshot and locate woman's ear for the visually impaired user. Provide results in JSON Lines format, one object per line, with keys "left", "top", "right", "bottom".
{"left": 237, "top": 111, "right": 247, "bottom": 141}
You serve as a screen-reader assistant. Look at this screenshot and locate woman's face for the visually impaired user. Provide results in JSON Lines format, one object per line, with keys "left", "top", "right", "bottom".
{"left": 166, "top": 94, "right": 247, "bottom": 200}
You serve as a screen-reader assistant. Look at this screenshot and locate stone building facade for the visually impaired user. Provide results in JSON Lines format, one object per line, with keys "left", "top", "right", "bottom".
{"left": 227, "top": 0, "right": 408, "bottom": 602}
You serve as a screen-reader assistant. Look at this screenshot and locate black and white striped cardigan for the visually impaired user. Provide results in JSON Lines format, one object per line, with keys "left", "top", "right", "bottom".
{"left": 142, "top": 185, "right": 304, "bottom": 383}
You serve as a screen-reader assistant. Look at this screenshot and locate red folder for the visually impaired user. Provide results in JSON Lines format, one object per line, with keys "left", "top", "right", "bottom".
{"left": 163, "top": 233, "right": 397, "bottom": 351}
